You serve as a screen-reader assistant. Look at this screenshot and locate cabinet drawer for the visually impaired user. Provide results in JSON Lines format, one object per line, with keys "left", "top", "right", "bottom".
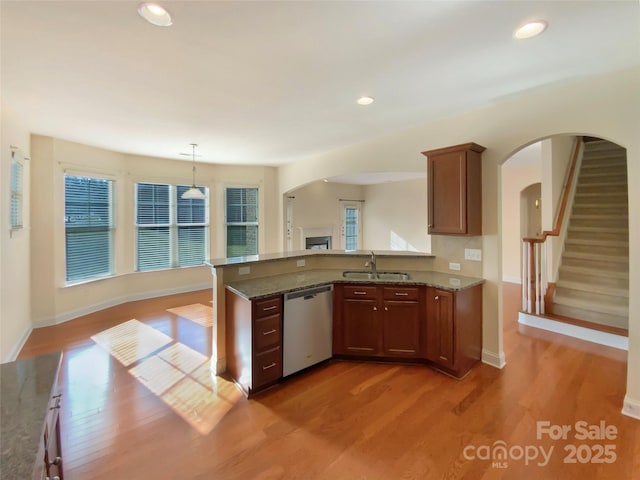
{"left": 254, "top": 347, "right": 282, "bottom": 387}
{"left": 383, "top": 286, "right": 419, "bottom": 301}
{"left": 254, "top": 296, "right": 282, "bottom": 318}
{"left": 342, "top": 285, "right": 378, "bottom": 299}
{"left": 254, "top": 314, "right": 281, "bottom": 353}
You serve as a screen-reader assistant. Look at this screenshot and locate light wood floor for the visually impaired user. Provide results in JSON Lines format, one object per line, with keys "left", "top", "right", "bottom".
{"left": 19, "top": 284, "right": 639, "bottom": 479}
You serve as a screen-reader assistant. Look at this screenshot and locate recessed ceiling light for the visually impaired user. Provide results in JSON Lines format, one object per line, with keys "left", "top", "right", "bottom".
{"left": 137, "top": 2, "right": 173, "bottom": 27}
{"left": 357, "top": 96, "right": 375, "bottom": 106}
{"left": 514, "top": 20, "right": 548, "bottom": 39}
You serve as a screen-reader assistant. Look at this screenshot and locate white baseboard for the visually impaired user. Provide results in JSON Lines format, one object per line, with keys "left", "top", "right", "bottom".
{"left": 33, "top": 282, "right": 211, "bottom": 328}
{"left": 623, "top": 395, "right": 640, "bottom": 420}
{"left": 518, "top": 312, "right": 628, "bottom": 351}
{"left": 4, "top": 325, "right": 33, "bottom": 363}
{"left": 502, "top": 276, "right": 521, "bottom": 285}
{"left": 482, "top": 349, "right": 506, "bottom": 369}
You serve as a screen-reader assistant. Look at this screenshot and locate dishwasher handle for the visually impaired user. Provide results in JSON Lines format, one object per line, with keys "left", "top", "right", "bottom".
{"left": 285, "top": 284, "right": 333, "bottom": 301}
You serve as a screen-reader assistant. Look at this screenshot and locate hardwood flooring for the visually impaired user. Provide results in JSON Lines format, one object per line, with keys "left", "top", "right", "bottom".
{"left": 17, "top": 284, "right": 639, "bottom": 479}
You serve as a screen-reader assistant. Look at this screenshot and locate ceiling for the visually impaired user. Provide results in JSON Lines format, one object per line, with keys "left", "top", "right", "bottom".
{"left": 1, "top": 1, "right": 638, "bottom": 168}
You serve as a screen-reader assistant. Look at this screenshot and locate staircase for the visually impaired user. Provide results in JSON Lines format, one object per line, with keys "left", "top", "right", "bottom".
{"left": 552, "top": 139, "right": 629, "bottom": 330}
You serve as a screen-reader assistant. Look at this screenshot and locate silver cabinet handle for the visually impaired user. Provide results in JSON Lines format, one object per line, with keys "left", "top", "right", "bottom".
{"left": 262, "top": 362, "right": 277, "bottom": 370}
{"left": 394, "top": 292, "right": 409, "bottom": 296}
{"left": 384, "top": 307, "right": 388, "bottom": 311}
{"left": 262, "top": 329, "right": 277, "bottom": 336}
{"left": 354, "top": 291, "right": 367, "bottom": 295}
{"left": 435, "top": 296, "right": 439, "bottom": 300}
{"left": 263, "top": 305, "right": 277, "bottom": 311}
{"left": 373, "top": 306, "right": 377, "bottom": 311}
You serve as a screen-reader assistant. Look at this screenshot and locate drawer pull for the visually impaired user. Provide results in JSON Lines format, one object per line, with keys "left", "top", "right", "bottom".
{"left": 262, "top": 362, "right": 277, "bottom": 370}
{"left": 434, "top": 296, "right": 439, "bottom": 300}
{"left": 262, "top": 329, "right": 277, "bottom": 336}
{"left": 354, "top": 291, "right": 367, "bottom": 295}
{"left": 394, "top": 292, "right": 409, "bottom": 296}
{"left": 262, "top": 305, "right": 278, "bottom": 311}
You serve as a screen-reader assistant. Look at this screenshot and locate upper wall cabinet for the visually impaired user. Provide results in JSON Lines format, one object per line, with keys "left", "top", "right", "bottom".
{"left": 422, "top": 142, "right": 486, "bottom": 236}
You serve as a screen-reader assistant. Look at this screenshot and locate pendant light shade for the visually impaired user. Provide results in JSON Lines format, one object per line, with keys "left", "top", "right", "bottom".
{"left": 181, "top": 143, "right": 206, "bottom": 200}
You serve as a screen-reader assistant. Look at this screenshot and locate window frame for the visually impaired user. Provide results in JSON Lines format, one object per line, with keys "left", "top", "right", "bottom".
{"left": 224, "top": 186, "right": 259, "bottom": 257}
{"left": 134, "top": 182, "right": 209, "bottom": 272}
{"left": 10, "top": 149, "right": 24, "bottom": 230}
{"left": 63, "top": 174, "right": 115, "bottom": 285}
{"left": 340, "top": 200, "right": 363, "bottom": 251}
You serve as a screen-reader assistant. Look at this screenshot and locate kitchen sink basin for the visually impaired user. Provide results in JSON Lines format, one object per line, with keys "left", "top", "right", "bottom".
{"left": 342, "top": 271, "right": 410, "bottom": 281}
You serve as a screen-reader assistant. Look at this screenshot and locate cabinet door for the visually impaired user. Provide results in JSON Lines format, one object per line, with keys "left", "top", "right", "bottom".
{"left": 342, "top": 298, "right": 381, "bottom": 355}
{"left": 426, "top": 288, "right": 455, "bottom": 369}
{"left": 382, "top": 300, "right": 420, "bottom": 357}
{"left": 428, "top": 151, "right": 467, "bottom": 235}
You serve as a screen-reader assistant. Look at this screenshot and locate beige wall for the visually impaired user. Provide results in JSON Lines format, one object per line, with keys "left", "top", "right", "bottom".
{"left": 0, "top": 105, "right": 32, "bottom": 361}
{"left": 501, "top": 161, "right": 542, "bottom": 283}
{"left": 541, "top": 136, "right": 575, "bottom": 280}
{"left": 363, "top": 178, "right": 431, "bottom": 253}
{"left": 286, "top": 181, "right": 364, "bottom": 250}
{"left": 278, "top": 67, "right": 640, "bottom": 411}
{"left": 29, "top": 136, "right": 279, "bottom": 328}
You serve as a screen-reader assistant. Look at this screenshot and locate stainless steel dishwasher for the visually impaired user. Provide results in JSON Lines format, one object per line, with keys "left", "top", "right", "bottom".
{"left": 283, "top": 284, "right": 333, "bottom": 377}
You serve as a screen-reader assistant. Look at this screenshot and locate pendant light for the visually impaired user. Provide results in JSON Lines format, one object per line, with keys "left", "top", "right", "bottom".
{"left": 181, "top": 144, "right": 206, "bottom": 200}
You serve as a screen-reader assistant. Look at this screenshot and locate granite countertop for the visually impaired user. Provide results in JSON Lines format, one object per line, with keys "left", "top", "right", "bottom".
{"left": 225, "top": 269, "right": 484, "bottom": 300}
{"left": 1, "top": 351, "right": 62, "bottom": 480}
{"left": 207, "top": 249, "right": 435, "bottom": 268}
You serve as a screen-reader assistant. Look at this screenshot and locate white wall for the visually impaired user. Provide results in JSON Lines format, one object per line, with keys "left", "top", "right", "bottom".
{"left": 501, "top": 159, "right": 541, "bottom": 283}
{"left": 278, "top": 67, "right": 640, "bottom": 414}
{"left": 0, "top": 105, "right": 32, "bottom": 361}
{"left": 363, "top": 178, "right": 430, "bottom": 253}
{"left": 29, "top": 136, "right": 280, "bottom": 329}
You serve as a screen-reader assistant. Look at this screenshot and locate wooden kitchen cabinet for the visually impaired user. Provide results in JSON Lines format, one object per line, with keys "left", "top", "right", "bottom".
{"left": 422, "top": 142, "right": 485, "bottom": 236}
{"left": 382, "top": 286, "right": 422, "bottom": 358}
{"left": 425, "top": 285, "right": 483, "bottom": 378}
{"left": 335, "top": 285, "right": 381, "bottom": 355}
{"left": 333, "top": 284, "right": 424, "bottom": 359}
{"left": 225, "top": 290, "right": 283, "bottom": 396}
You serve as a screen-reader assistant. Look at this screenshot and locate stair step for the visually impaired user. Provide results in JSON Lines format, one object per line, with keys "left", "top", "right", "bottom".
{"left": 578, "top": 173, "right": 627, "bottom": 184}
{"left": 571, "top": 206, "right": 628, "bottom": 217}
{"left": 565, "top": 238, "right": 628, "bottom": 248}
{"left": 560, "top": 265, "right": 629, "bottom": 280}
{"left": 576, "top": 184, "right": 628, "bottom": 195}
{"left": 582, "top": 140, "right": 626, "bottom": 151}
{"left": 562, "top": 250, "right": 628, "bottom": 263}
{"left": 553, "top": 294, "right": 628, "bottom": 317}
{"left": 570, "top": 216, "right": 628, "bottom": 229}
{"left": 555, "top": 280, "right": 629, "bottom": 298}
{"left": 551, "top": 303, "right": 628, "bottom": 330}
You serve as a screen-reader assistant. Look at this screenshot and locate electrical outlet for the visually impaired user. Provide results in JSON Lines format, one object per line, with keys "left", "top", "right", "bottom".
{"left": 238, "top": 266, "right": 250, "bottom": 275}
{"left": 449, "top": 262, "right": 461, "bottom": 271}
{"left": 465, "top": 248, "right": 482, "bottom": 261}
{"left": 297, "top": 259, "right": 306, "bottom": 267}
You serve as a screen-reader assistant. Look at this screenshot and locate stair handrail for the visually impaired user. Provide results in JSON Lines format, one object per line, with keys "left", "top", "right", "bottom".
{"left": 521, "top": 136, "right": 583, "bottom": 314}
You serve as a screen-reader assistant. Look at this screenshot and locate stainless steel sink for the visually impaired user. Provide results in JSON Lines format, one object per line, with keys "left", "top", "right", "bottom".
{"left": 342, "top": 271, "right": 410, "bottom": 281}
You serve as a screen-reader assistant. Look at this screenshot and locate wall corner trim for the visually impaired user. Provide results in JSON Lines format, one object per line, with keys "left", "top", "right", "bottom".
{"left": 481, "top": 349, "right": 506, "bottom": 369}
{"left": 622, "top": 395, "right": 640, "bottom": 421}
{"left": 5, "top": 326, "right": 33, "bottom": 363}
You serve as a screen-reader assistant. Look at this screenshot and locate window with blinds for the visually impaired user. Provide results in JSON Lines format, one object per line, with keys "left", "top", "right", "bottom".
{"left": 64, "top": 175, "right": 114, "bottom": 283}
{"left": 10, "top": 153, "right": 24, "bottom": 229}
{"left": 225, "top": 187, "right": 258, "bottom": 257}
{"left": 135, "top": 183, "right": 208, "bottom": 271}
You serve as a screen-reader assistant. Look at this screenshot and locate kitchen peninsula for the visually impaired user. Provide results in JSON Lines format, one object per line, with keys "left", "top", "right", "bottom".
{"left": 207, "top": 250, "right": 484, "bottom": 396}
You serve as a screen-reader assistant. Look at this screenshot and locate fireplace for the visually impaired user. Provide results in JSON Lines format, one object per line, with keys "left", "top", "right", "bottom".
{"left": 298, "top": 226, "right": 333, "bottom": 250}
{"left": 305, "top": 236, "right": 332, "bottom": 250}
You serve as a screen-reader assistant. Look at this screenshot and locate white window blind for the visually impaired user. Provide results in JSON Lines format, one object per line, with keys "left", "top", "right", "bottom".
{"left": 225, "top": 187, "right": 258, "bottom": 257}
{"left": 64, "top": 175, "right": 114, "bottom": 283}
{"left": 10, "top": 153, "right": 24, "bottom": 229}
{"left": 135, "top": 183, "right": 208, "bottom": 271}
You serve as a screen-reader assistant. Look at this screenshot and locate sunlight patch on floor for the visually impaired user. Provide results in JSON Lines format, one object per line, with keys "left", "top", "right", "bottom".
{"left": 167, "top": 303, "right": 214, "bottom": 327}
{"left": 93, "top": 317, "right": 240, "bottom": 435}
{"left": 91, "top": 319, "right": 173, "bottom": 366}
